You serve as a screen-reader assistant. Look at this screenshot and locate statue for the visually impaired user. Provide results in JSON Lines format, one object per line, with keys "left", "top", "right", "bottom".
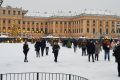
{"left": 0, "top": 0, "right": 3, "bottom": 7}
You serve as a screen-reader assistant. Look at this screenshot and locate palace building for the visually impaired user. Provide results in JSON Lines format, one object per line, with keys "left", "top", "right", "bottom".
{"left": 0, "top": 6, "right": 120, "bottom": 39}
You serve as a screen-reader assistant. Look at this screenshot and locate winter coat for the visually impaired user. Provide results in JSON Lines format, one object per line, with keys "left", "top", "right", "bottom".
{"left": 102, "top": 40, "right": 111, "bottom": 51}
{"left": 95, "top": 44, "right": 101, "bottom": 54}
{"left": 86, "top": 42, "right": 95, "bottom": 54}
{"left": 113, "top": 45, "right": 120, "bottom": 63}
{"left": 103, "top": 44, "right": 111, "bottom": 52}
{"left": 73, "top": 40, "right": 77, "bottom": 47}
{"left": 52, "top": 44, "right": 60, "bottom": 54}
{"left": 81, "top": 42, "right": 87, "bottom": 49}
{"left": 23, "top": 44, "right": 29, "bottom": 54}
{"left": 34, "top": 41, "right": 40, "bottom": 51}
{"left": 40, "top": 40, "right": 46, "bottom": 48}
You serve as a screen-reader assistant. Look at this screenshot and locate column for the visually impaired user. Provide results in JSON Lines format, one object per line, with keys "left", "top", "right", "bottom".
{"left": 53, "top": 21, "right": 56, "bottom": 34}
{"left": 83, "top": 20, "right": 86, "bottom": 34}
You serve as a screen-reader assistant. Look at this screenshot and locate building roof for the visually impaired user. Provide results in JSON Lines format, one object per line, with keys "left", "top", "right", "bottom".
{"left": 25, "top": 10, "right": 120, "bottom": 18}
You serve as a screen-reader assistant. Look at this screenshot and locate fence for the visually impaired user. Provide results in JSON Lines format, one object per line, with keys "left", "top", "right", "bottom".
{"left": 0, "top": 72, "right": 88, "bottom": 80}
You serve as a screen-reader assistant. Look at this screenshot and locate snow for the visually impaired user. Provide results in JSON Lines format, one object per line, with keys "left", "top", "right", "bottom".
{"left": 0, "top": 35, "right": 8, "bottom": 38}
{"left": 25, "top": 10, "right": 115, "bottom": 17}
{"left": 0, "top": 43, "right": 120, "bottom": 80}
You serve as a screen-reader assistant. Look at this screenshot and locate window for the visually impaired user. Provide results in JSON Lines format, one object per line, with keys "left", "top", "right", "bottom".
{"left": 87, "top": 28, "right": 89, "bottom": 33}
{"left": 45, "top": 22, "right": 47, "bottom": 25}
{"left": 87, "top": 20, "right": 89, "bottom": 26}
{"left": 68, "top": 29, "right": 71, "bottom": 33}
{"left": 93, "top": 20, "right": 95, "bottom": 23}
{"left": 79, "top": 29, "right": 81, "bottom": 33}
{"left": 100, "top": 28, "right": 102, "bottom": 34}
{"left": 13, "top": 11, "right": 16, "bottom": 15}
{"left": 106, "top": 21, "right": 108, "bottom": 27}
{"left": 3, "top": 27, "right": 6, "bottom": 29}
{"left": 112, "top": 21, "right": 115, "bottom": 27}
{"left": 3, "top": 10, "right": 5, "bottom": 14}
{"left": 77, "top": 29, "right": 78, "bottom": 33}
{"left": 8, "top": 20, "right": 11, "bottom": 24}
{"left": 27, "top": 22, "right": 29, "bottom": 24}
{"left": 64, "top": 22, "right": 66, "bottom": 24}
{"left": 18, "top": 27, "right": 20, "bottom": 29}
{"left": 93, "top": 20, "right": 96, "bottom": 26}
{"left": 32, "top": 22, "right": 34, "bottom": 25}
{"left": 36, "top": 28, "right": 39, "bottom": 31}
{"left": 93, "top": 28, "right": 95, "bottom": 34}
{"left": 41, "top": 23, "right": 43, "bottom": 25}
{"left": 36, "top": 23, "right": 39, "bottom": 25}
{"left": 8, "top": 27, "right": 11, "bottom": 29}
{"left": 41, "top": 28, "right": 43, "bottom": 31}
{"left": 106, "top": 29, "right": 108, "bottom": 34}
{"left": 18, "top": 20, "right": 21, "bottom": 24}
{"left": 18, "top": 11, "right": 20, "bottom": 15}
{"left": 60, "top": 22, "right": 62, "bottom": 24}
{"left": 81, "top": 28, "right": 83, "bottom": 33}
{"left": 27, "top": 28, "right": 30, "bottom": 31}
{"left": 69, "top": 22, "right": 71, "bottom": 25}
{"left": 23, "top": 28, "right": 25, "bottom": 30}
{"left": 8, "top": 10, "right": 10, "bottom": 15}
{"left": 3, "top": 20, "right": 5, "bottom": 23}
{"left": 32, "top": 28, "right": 34, "bottom": 31}
{"left": 23, "top": 21, "right": 25, "bottom": 24}
{"left": 100, "top": 21, "right": 102, "bottom": 26}
{"left": 111, "top": 29, "right": 115, "bottom": 33}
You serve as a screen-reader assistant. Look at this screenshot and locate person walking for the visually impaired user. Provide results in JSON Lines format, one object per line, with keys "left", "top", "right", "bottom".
{"left": 95, "top": 41, "right": 101, "bottom": 61}
{"left": 23, "top": 41, "right": 29, "bottom": 62}
{"left": 113, "top": 43, "right": 120, "bottom": 77}
{"left": 40, "top": 39, "right": 46, "bottom": 56}
{"left": 52, "top": 42, "right": 60, "bottom": 62}
{"left": 46, "top": 41, "right": 50, "bottom": 55}
{"left": 81, "top": 42, "right": 87, "bottom": 56}
{"left": 86, "top": 40, "right": 95, "bottom": 62}
{"left": 73, "top": 39, "right": 77, "bottom": 53}
{"left": 34, "top": 39, "right": 41, "bottom": 57}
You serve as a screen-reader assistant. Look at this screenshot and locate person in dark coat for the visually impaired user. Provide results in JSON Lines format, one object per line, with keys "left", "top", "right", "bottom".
{"left": 86, "top": 40, "right": 95, "bottom": 62}
{"left": 102, "top": 39, "right": 111, "bottom": 61}
{"left": 81, "top": 42, "right": 87, "bottom": 56}
{"left": 73, "top": 39, "right": 77, "bottom": 52}
{"left": 23, "top": 41, "right": 29, "bottom": 62}
{"left": 40, "top": 39, "right": 46, "bottom": 56}
{"left": 52, "top": 42, "right": 60, "bottom": 62}
{"left": 113, "top": 43, "right": 120, "bottom": 77}
{"left": 34, "top": 39, "right": 41, "bottom": 57}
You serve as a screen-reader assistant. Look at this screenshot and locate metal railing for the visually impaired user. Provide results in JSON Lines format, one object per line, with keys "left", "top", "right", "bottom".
{"left": 0, "top": 72, "right": 88, "bottom": 80}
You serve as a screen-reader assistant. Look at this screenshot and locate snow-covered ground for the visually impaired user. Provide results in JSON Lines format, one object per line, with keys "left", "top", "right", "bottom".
{"left": 0, "top": 43, "right": 119, "bottom": 80}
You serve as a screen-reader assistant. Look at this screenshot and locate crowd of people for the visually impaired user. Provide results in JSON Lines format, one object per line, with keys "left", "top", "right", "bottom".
{"left": 23, "top": 37, "right": 120, "bottom": 77}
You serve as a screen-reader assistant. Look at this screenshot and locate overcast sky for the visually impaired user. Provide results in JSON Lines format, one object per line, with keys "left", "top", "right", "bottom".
{"left": 2, "top": 0, "right": 120, "bottom": 15}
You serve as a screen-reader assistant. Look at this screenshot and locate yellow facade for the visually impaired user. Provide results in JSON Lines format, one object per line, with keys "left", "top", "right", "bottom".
{"left": 0, "top": 6, "right": 120, "bottom": 39}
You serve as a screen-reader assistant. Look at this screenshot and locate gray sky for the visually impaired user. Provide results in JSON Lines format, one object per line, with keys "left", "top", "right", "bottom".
{"left": 2, "top": 0, "right": 120, "bottom": 15}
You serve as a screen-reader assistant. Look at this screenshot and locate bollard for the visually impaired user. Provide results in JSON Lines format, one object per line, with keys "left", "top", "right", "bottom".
{"left": 69, "top": 74, "right": 71, "bottom": 80}
{"left": 0, "top": 74, "right": 3, "bottom": 80}
{"left": 37, "top": 73, "right": 39, "bottom": 80}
